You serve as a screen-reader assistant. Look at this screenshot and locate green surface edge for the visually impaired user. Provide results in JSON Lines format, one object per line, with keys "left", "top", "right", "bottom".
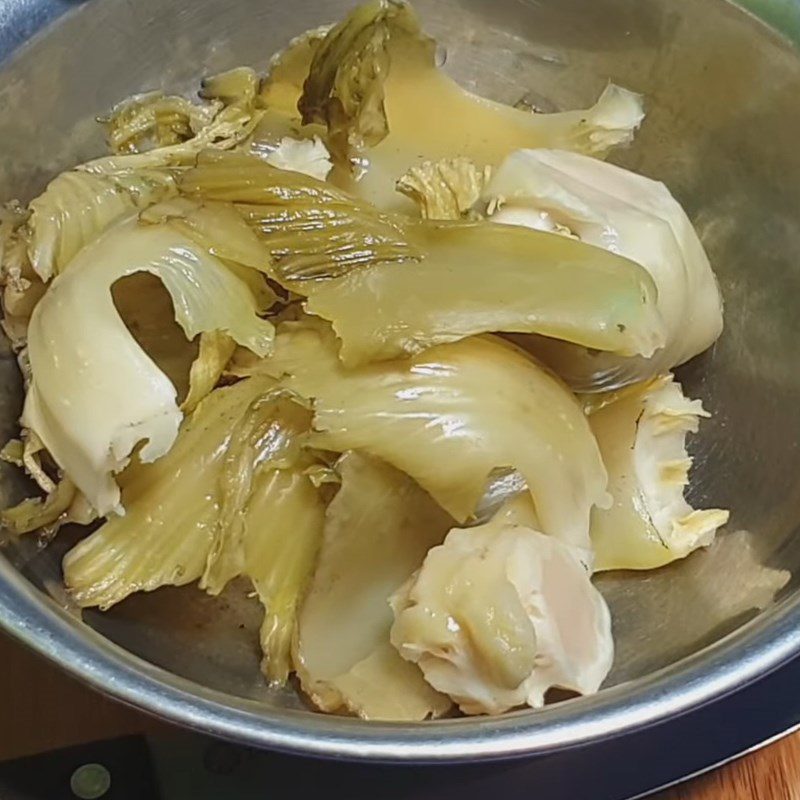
{"left": 739, "top": 0, "right": 800, "bottom": 45}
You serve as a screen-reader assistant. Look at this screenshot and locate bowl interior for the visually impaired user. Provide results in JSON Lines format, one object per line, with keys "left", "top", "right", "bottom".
{"left": 1, "top": 0, "right": 800, "bottom": 735}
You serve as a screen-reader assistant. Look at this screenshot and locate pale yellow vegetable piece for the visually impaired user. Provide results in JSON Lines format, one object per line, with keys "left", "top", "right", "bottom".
{"left": 140, "top": 196, "right": 279, "bottom": 316}
{"left": 0, "top": 430, "right": 94, "bottom": 537}
{"left": 396, "top": 157, "right": 487, "bottom": 220}
{"left": 244, "top": 466, "right": 325, "bottom": 686}
{"left": 248, "top": 319, "right": 608, "bottom": 552}
{"left": 0, "top": 438, "right": 23, "bottom": 467}
{"left": 0, "top": 201, "right": 43, "bottom": 348}
{"left": 139, "top": 196, "right": 273, "bottom": 276}
{"left": 293, "top": 1, "right": 643, "bottom": 210}
{"left": 181, "top": 330, "right": 237, "bottom": 413}
{"left": 27, "top": 171, "right": 138, "bottom": 281}
{"left": 390, "top": 503, "right": 614, "bottom": 715}
{"left": 19, "top": 430, "right": 53, "bottom": 493}
{"left": 62, "top": 377, "right": 277, "bottom": 609}
{"left": 201, "top": 392, "right": 313, "bottom": 595}
{"left": 82, "top": 106, "right": 263, "bottom": 175}
{"left": 484, "top": 148, "right": 724, "bottom": 391}
{"left": 589, "top": 374, "right": 729, "bottom": 571}
{"left": 85, "top": 67, "right": 263, "bottom": 174}
{"left": 8, "top": 434, "right": 97, "bottom": 533}
{"left": 200, "top": 67, "right": 259, "bottom": 107}
{"left": 1, "top": 476, "right": 77, "bottom": 535}
{"left": 305, "top": 219, "right": 665, "bottom": 367}
{"left": 322, "top": 643, "right": 451, "bottom": 721}
{"left": 265, "top": 136, "right": 333, "bottom": 181}
{"left": 63, "top": 376, "right": 321, "bottom": 686}
{"left": 178, "top": 151, "right": 664, "bottom": 363}
{"left": 294, "top": 451, "right": 453, "bottom": 720}
{"left": 22, "top": 219, "right": 274, "bottom": 515}
{"left": 102, "top": 91, "right": 221, "bottom": 154}
{"left": 178, "top": 151, "right": 417, "bottom": 287}
{"left": 259, "top": 25, "right": 329, "bottom": 114}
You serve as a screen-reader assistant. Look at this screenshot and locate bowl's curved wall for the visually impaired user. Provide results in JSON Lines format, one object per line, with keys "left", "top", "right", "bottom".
{"left": 1, "top": 0, "right": 800, "bottom": 760}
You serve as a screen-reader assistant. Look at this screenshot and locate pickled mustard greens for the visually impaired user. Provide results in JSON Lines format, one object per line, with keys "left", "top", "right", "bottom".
{"left": 179, "top": 150, "right": 665, "bottom": 364}
{"left": 22, "top": 219, "right": 274, "bottom": 515}
{"left": 0, "top": 0, "right": 728, "bottom": 720}
{"left": 320, "top": 642, "right": 452, "bottom": 721}
{"left": 181, "top": 330, "right": 237, "bottom": 414}
{"left": 293, "top": 0, "right": 643, "bottom": 210}
{"left": 0, "top": 431, "right": 97, "bottom": 537}
{"left": 103, "top": 91, "right": 223, "bottom": 155}
{"left": 294, "top": 451, "right": 453, "bottom": 720}
{"left": 63, "top": 376, "right": 281, "bottom": 610}
{"left": 178, "top": 151, "right": 418, "bottom": 285}
{"left": 139, "top": 196, "right": 273, "bottom": 277}
{"left": 396, "top": 157, "right": 487, "bottom": 220}
{"left": 588, "top": 376, "right": 729, "bottom": 571}
{"left": 0, "top": 473, "right": 78, "bottom": 535}
{"left": 241, "top": 318, "right": 609, "bottom": 554}
{"left": 305, "top": 218, "right": 665, "bottom": 366}
{"left": 242, "top": 465, "right": 325, "bottom": 685}
{"left": 297, "top": 0, "right": 405, "bottom": 163}
{"left": 28, "top": 172, "right": 139, "bottom": 281}
{"left": 484, "top": 149, "right": 724, "bottom": 391}
{"left": 0, "top": 201, "right": 42, "bottom": 348}
{"left": 391, "top": 500, "right": 614, "bottom": 715}
{"left": 263, "top": 136, "right": 333, "bottom": 181}
{"left": 63, "top": 376, "right": 324, "bottom": 685}
{"left": 201, "top": 390, "right": 312, "bottom": 595}
{"left": 82, "top": 67, "right": 263, "bottom": 175}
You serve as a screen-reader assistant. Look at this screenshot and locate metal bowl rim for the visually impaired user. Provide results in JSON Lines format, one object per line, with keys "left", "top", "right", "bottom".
{"left": 2, "top": 0, "right": 800, "bottom": 765}
{"left": 1, "top": 552, "right": 798, "bottom": 762}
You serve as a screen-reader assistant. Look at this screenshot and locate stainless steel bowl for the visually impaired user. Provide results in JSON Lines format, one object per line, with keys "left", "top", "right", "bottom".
{"left": 2, "top": 0, "right": 800, "bottom": 763}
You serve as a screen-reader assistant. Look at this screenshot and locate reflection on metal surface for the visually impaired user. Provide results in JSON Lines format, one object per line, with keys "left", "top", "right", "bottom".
{"left": 0, "top": 0, "right": 74, "bottom": 67}
{"left": 0, "top": 0, "right": 800, "bottom": 762}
